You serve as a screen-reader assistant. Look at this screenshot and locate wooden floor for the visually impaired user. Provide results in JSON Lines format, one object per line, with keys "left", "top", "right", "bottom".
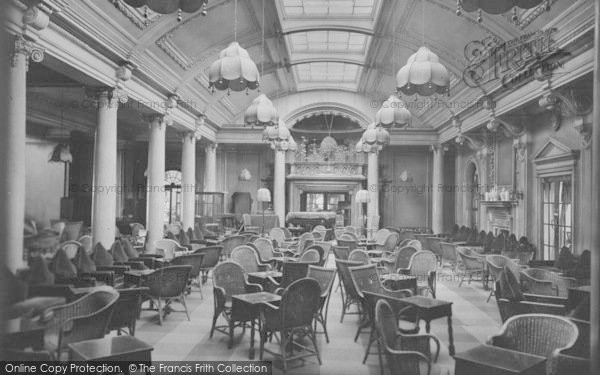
{"left": 128, "top": 257, "right": 502, "bottom": 375}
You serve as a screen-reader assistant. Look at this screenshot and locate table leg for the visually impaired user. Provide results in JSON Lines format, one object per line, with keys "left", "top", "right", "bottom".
{"left": 249, "top": 319, "right": 255, "bottom": 360}
{"left": 447, "top": 314, "right": 455, "bottom": 356}
{"left": 425, "top": 320, "right": 431, "bottom": 333}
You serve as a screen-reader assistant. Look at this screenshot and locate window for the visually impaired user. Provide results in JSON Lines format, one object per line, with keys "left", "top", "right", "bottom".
{"left": 164, "top": 170, "right": 182, "bottom": 225}
{"left": 541, "top": 176, "right": 572, "bottom": 260}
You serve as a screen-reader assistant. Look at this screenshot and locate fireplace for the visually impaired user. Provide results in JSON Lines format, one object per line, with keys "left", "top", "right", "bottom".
{"left": 480, "top": 201, "right": 517, "bottom": 234}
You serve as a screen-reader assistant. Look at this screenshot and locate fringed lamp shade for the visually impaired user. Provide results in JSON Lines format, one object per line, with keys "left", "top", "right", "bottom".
{"left": 49, "top": 144, "right": 72, "bottom": 163}
{"left": 459, "top": 0, "right": 546, "bottom": 14}
{"left": 244, "top": 94, "right": 279, "bottom": 127}
{"left": 355, "top": 189, "right": 370, "bottom": 203}
{"left": 375, "top": 95, "right": 411, "bottom": 129}
{"left": 257, "top": 188, "right": 271, "bottom": 203}
{"left": 356, "top": 124, "right": 390, "bottom": 153}
{"left": 209, "top": 42, "right": 259, "bottom": 93}
{"left": 396, "top": 47, "right": 450, "bottom": 96}
{"left": 121, "top": 0, "right": 208, "bottom": 14}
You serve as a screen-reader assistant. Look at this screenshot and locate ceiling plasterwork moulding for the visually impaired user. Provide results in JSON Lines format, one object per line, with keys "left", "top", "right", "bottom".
{"left": 518, "top": 0, "right": 558, "bottom": 29}
{"left": 108, "top": 0, "right": 161, "bottom": 30}
{"left": 156, "top": 36, "right": 194, "bottom": 70}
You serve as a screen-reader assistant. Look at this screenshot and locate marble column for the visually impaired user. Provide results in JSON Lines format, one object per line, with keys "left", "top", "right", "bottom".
{"left": 0, "top": 36, "right": 43, "bottom": 270}
{"left": 590, "top": 1, "right": 600, "bottom": 372}
{"left": 431, "top": 145, "right": 444, "bottom": 234}
{"left": 145, "top": 116, "right": 169, "bottom": 253}
{"left": 204, "top": 144, "right": 217, "bottom": 192}
{"left": 367, "top": 152, "right": 379, "bottom": 236}
{"left": 181, "top": 133, "right": 198, "bottom": 231}
{"left": 91, "top": 89, "right": 119, "bottom": 248}
{"left": 273, "top": 148, "right": 286, "bottom": 226}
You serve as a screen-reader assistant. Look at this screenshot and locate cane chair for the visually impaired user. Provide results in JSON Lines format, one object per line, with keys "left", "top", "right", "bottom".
{"left": 143, "top": 265, "right": 192, "bottom": 325}
{"left": 439, "top": 242, "right": 458, "bottom": 271}
{"left": 220, "top": 235, "right": 246, "bottom": 258}
{"left": 332, "top": 245, "right": 351, "bottom": 260}
{"left": 307, "top": 266, "right": 336, "bottom": 343}
{"left": 210, "top": 262, "right": 262, "bottom": 348}
{"left": 520, "top": 268, "right": 578, "bottom": 297}
{"left": 311, "top": 231, "right": 323, "bottom": 241}
{"left": 231, "top": 245, "right": 271, "bottom": 274}
{"left": 399, "top": 251, "right": 437, "bottom": 298}
{"left": 340, "top": 232, "right": 359, "bottom": 242}
{"left": 266, "top": 260, "right": 314, "bottom": 295}
{"left": 44, "top": 287, "right": 119, "bottom": 360}
{"left": 194, "top": 246, "right": 222, "bottom": 283}
{"left": 78, "top": 235, "right": 93, "bottom": 254}
{"left": 376, "top": 232, "right": 400, "bottom": 255}
{"left": 494, "top": 279, "right": 568, "bottom": 323}
{"left": 169, "top": 253, "right": 206, "bottom": 294}
{"left": 107, "top": 287, "right": 148, "bottom": 336}
{"left": 58, "top": 240, "right": 81, "bottom": 259}
{"left": 154, "top": 239, "right": 188, "bottom": 260}
{"left": 426, "top": 237, "right": 444, "bottom": 264}
{"left": 486, "top": 255, "right": 513, "bottom": 302}
{"left": 399, "top": 239, "right": 411, "bottom": 248}
{"left": 455, "top": 247, "right": 485, "bottom": 287}
{"left": 253, "top": 237, "right": 282, "bottom": 265}
{"left": 547, "top": 318, "right": 590, "bottom": 375}
{"left": 259, "top": 278, "right": 322, "bottom": 372}
{"left": 269, "top": 227, "right": 287, "bottom": 248}
{"left": 337, "top": 238, "right": 360, "bottom": 252}
{"left": 335, "top": 259, "right": 363, "bottom": 322}
{"left": 314, "top": 241, "right": 331, "bottom": 267}
{"left": 288, "top": 232, "right": 315, "bottom": 255}
{"left": 488, "top": 313, "right": 578, "bottom": 374}
{"left": 406, "top": 240, "right": 422, "bottom": 251}
{"left": 381, "top": 246, "right": 418, "bottom": 274}
{"left": 349, "top": 264, "right": 416, "bottom": 366}
{"left": 344, "top": 226, "right": 358, "bottom": 235}
{"left": 375, "top": 299, "right": 441, "bottom": 375}
{"left": 299, "top": 249, "right": 321, "bottom": 263}
{"left": 348, "top": 249, "right": 371, "bottom": 265}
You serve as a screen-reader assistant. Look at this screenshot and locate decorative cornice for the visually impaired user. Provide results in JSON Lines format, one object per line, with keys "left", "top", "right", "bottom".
{"left": 109, "top": 0, "right": 161, "bottom": 30}
{"left": 519, "top": 0, "right": 559, "bottom": 30}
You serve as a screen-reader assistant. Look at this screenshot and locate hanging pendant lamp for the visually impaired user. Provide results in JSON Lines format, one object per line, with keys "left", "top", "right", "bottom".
{"left": 244, "top": 94, "right": 279, "bottom": 127}
{"left": 396, "top": 47, "right": 450, "bottom": 96}
{"left": 375, "top": 95, "right": 411, "bottom": 129}
{"left": 119, "top": 0, "right": 208, "bottom": 20}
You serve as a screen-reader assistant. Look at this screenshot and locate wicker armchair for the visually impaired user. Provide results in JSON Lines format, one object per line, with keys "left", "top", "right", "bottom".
{"left": 154, "top": 239, "right": 188, "bottom": 260}
{"left": 266, "top": 260, "right": 314, "bottom": 295}
{"left": 332, "top": 245, "right": 351, "bottom": 260}
{"left": 340, "top": 232, "right": 359, "bottom": 241}
{"left": 304, "top": 245, "right": 325, "bottom": 264}
{"left": 210, "top": 261, "right": 262, "bottom": 348}
{"left": 348, "top": 249, "right": 371, "bottom": 265}
{"left": 253, "top": 237, "right": 282, "bottom": 265}
{"left": 520, "top": 268, "right": 578, "bottom": 297}
{"left": 259, "top": 278, "right": 322, "bottom": 372}
{"left": 299, "top": 249, "right": 321, "bottom": 263}
{"left": 169, "top": 253, "right": 205, "bottom": 294}
{"left": 375, "top": 299, "right": 441, "bottom": 375}
{"left": 306, "top": 266, "right": 336, "bottom": 343}
{"left": 288, "top": 232, "right": 315, "bottom": 256}
{"left": 486, "top": 255, "right": 517, "bottom": 302}
{"left": 220, "top": 235, "right": 247, "bottom": 258}
{"left": 406, "top": 240, "right": 422, "bottom": 251}
{"left": 376, "top": 232, "right": 400, "bottom": 254}
{"left": 398, "top": 250, "right": 437, "bottom": 298}
{"left": 439, "top": 242, "right": 458, "bottom": 271}
{"left": 547, "top": 318, "right": 590, "bottom": 375}
{"left": 337, "top": 238, "right": 360, "bottom": 252}
{"left": 349, "top": 264, "right": 415, "bottom": 365}
{"left": 231, "top": 245, "right": 271, "bottom": 273}
{"left": 269, "top": 227, "right": 287, "bottom": 248}
{"left": 107, "top": 287, "right": 148, "bottom": 336}
{"left": 335, "top": 259, "right": 363, "bottom": 322}
{"left": 44, "top": 287, "right": 119, "bottom": 359}
{"left": 142, "top": 265, "right": 192, "bottom": 325}
{"left": 488, "top": 313, "right": 578, "bottom": 374}
{"left": 425, "top": 237, "right": 444, "bottom": 264}
{"left": 381, "top": 246, "right": 418, "bottom": 274}
{"left": 455, "top": 247, "right": 485, "bottom": 287}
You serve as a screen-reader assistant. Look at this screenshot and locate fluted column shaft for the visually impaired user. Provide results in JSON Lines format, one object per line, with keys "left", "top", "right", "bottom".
{"left": 145, "top": 116, "right": 168, "bottom": 253}
{"left": 432, "top": 146, "right": 445, "bottom": 234}
{"left": 367, "top": 152, "right": 379, "bottom": 237}
{"left": 273, "top": 149, "right": 286, "bottom": 225}
{"left": 204, "top": 144, "right": 217, "bottom": 192}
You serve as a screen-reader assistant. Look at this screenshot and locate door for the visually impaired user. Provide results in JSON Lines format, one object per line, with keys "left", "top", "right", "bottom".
{"left": 541, "top": 176, "right": 572, "bottom": 260}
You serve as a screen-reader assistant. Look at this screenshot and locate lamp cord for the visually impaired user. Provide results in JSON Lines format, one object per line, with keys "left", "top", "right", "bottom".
{"left": 234, "top": 0, "right": 238, "bottom": 42}
{"left": 261, "top": 0, "right": 265, "bottom": 78}
{"left": 422, "top": 0, "right": 425, "bottom": 45}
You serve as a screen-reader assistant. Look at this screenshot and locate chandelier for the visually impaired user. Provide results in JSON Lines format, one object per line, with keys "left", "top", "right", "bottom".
{"left": 456, "top": 0, "right": 550, "bottom": 24}
{"left": 396, "top": 47, "right": 450, "bottom": 97}
{"left": 118, "top": 0, "right": 208, "bottom": 21}
{"left": 356, "top": 124, "right": 390, "bottom": 153}
{"left": 375, "top": 95, "right": 411, "bottom": 129}
{"left": 244, "top": 94, "right": 279, "bottom": 128}
{"left": 208, "top": 0, "right": 259, "bottom": 94}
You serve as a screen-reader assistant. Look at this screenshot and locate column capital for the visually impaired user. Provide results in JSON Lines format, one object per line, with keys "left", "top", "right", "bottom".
{"left": 85, "top": 87, "right": 128, "bottom": 109}
{"left": 141, "top": 114, "right": 172, "bottom": 129}
{"left": 205, "top": 143, "right": 218, "bottom": 152}
{"left": 11, "top": 34, "right": 44, "bottom": 71}
{"left": 182, "top": 131, "right": 200, "bottom": 143}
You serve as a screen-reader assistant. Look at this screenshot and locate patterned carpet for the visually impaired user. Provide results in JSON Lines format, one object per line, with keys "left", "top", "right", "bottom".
{"left": 129, "top": 258, "right": 502, "bottom": 375}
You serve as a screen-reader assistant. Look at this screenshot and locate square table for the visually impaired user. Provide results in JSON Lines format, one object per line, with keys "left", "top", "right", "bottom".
{"left": 231, "top": 292, "right": 281, "bottom": 360}
{"left": 68, "top": 335, "right": 153, "bottom": 363}
{"left": 247, "top": 271, "right": 282, "bottom": 287}
{"left": 402, "top": 295, "right": 455, "bottom": 356}
{"left": 454, "top": 344, "right": 546, "bottom": 375}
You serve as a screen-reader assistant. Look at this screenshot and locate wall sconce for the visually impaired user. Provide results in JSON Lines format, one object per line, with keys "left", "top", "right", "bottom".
{"left": 399, "top": 170, "right": 413, "bottom": 182}
{"left": 239, "top": 168, "right": 252, "bottom": 181}
{"left": 486, "top": 116, "right": 525, "bottom": 138}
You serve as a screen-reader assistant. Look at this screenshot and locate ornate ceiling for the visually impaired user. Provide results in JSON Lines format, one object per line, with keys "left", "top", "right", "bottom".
{"left": 28, "top": 0, "right": 587, "bottom": 138}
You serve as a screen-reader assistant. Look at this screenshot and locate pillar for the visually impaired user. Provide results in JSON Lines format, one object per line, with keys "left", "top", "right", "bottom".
{"left": 181, "top": 133, "right": 197, "bottom": 231}
{"left": 432, "top": 145, "right": 444, "bottom": 234}
{"left": 0, "top": 35, "right": 43, "bottom": 271}
{"left": 145, "top": 116, "right": 169, "bottom": 253}
{"left": 590, "top": 1, "right": 600, "bottom": 372}
{"left": 367, "top": 152, "right": 379, "bottom": 236}
{"left": 273, "top": 148, "right": 286, "bottom": 226}
{"left": 91, "top": 89, "right": 119, "bottom": 248}
{"left": 204, "top": 144, "right": 217, "bottom": 192}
